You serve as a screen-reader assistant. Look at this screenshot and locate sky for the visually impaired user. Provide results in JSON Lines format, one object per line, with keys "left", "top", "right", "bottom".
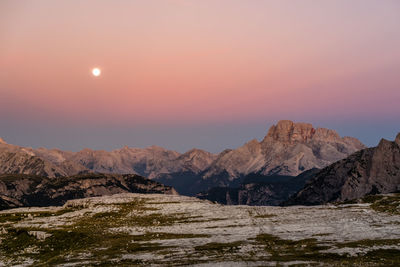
{"left": 0, "top": 0, "right": 399, "bottom": 153}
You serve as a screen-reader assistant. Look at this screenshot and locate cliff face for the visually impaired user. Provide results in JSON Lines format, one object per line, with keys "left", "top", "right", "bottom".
{"left": 202, "top": 120, "right": 365, "bottom": 182}
{"left": 0, "top": 173, "right": 177, "bottom": 210}
{"left": 286, "top": 133, "right": 400, "bottom": 205}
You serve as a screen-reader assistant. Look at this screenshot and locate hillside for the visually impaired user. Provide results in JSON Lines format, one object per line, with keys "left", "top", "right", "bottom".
{"left": 0, "top": 173, "right": 177, "bottom": 210}
{"left": 0, "top": 193, "right": 399, "bottom": 265}
{"left": 286, "top": 133, "right": 400, "bottom": 205}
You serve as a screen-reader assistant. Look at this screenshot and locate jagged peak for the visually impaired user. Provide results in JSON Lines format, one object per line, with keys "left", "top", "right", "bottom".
{"left": 79, "top": 148, "right": 95, "bottom": 154}
{"left": 246, "top": 139, "right": 260, "bottom": 145}
{"left": 183, "top": 148, "right": 214, "bottom": 156}
{"left": 377, "top": 138, "right": 392, "bottom": 148}
{"left": 263, "top": 120, "right": 315, "bottom": 144}
{"left": 261, "top": 120, "right": 364, "bottom": 146}
{"left": 146, "top": 145, "right": 168, "bottom": 151}
{"left": 378, "top": 133, "right": 400, "bottom": 148}
{"left": 313, "top": 128, "right": 340, "bottom": 139}
{"left": 0, "top": 137, "right": 7, "bottom": 144}
{"left": 395, "top": 133, "right": 400, "bottom": 146}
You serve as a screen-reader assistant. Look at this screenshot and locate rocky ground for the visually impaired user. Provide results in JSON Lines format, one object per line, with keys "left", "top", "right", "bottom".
{"left": 0, "top": 193, "right": 399, "bottom": 266}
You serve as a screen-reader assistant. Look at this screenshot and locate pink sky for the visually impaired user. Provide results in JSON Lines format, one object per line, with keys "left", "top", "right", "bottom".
{"left": 0, "top": 0, "right": 399, "bottom": 151}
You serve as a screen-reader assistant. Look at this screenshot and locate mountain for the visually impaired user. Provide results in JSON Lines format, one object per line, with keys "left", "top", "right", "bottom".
{"left": 0, "top": 173, "right": 177, "bottom": 210}
{"left": 202, "top": 120, "right": 365, "bottom": 179}
{"left": 0, "top": 120, "right": 365, "bottom": 195}
{"left": 285, "top": 133, "right": 400, "bottom": 205}
{"left": 197, "top": 168, "right": 320, "bottom": 206}
{"left": 158, "top": 120, "right": 365, "bottom": 195}
{"left": 0, "top": 141, "right": 88, "bottom": 178}
{"left": 0, "top": 140, "right": 215, "bottom": 180}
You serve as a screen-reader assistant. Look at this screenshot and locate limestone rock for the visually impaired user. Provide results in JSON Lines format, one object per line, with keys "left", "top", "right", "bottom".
{"left": 203, "top": 120, "right": 365, "bottom": 182}
{"left": 286, "top": 133, "right": 400, "bottom": 205}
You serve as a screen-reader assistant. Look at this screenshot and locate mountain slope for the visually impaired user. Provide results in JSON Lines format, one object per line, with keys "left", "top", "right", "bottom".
{"left": 162, "top": 120, "right": 365, "bottom": 195}
{"left": 197, "top": 169, "right": 320, "bottom": 206}
{"left": 286, "top": 133, "right": 400, "bottom": 205}
{"left": 0, "top": 173, "right": 177, "bottom": 210}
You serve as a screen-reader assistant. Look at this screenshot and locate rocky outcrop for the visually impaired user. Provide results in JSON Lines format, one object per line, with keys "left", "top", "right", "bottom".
{"left": 0, "top": 173, "right": 177, "bottom": 210}
{"left": 286, "top": 134, "right": 400, "bottom": 205}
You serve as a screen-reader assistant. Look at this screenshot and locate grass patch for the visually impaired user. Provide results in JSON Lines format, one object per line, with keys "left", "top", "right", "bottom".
{"left": 369, "top": 195, "right": 400, "bottom": 215}
{"left": 336, "top": 239, "right": 400, "bottom": 248}
{"left": 0, "top": 213, "right": 26, "bottom": 223}
{"left": 312, "top": 233, "right": 331, "bottom": 237}
{"left": 205, "top": 224, "right": 246, "bottom": 229}
{"left": 146, "top": 201, "right": 181, "bottom": 204}
{"left": 0, "top": 208, "right": 78, "bottom": 224}
{"left": 254, "top": 214, "right": 277, "bottom": 219}
{"left": 130, "top": 232, "right": 209, "bottom": 241}
{"left": 337, "top": 193, "right": 400, "bottom": 215}
{"left": 195, "top": 241, "right": 243, "bottom": 253}
{"left": 253, "top": 233, "right": 400, "bottom": 265}
{"left": 0, "top": 199, "right": 184, "bottom": 265}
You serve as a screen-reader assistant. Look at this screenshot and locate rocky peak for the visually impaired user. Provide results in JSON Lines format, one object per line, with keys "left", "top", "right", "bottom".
{"left": 183, "top": 149, "right": 214, "bottom": 158}
{"left": 0, "top": 138, "right": 6, "bottom": 144}
{"left": 313, "top": 128, "right": 340, "bottom": 142}
{"left": 395, "top": 133, "right": 400, "bottom": 146}
{"left": 263, "top": 120, "right": 315, "bottom": 144}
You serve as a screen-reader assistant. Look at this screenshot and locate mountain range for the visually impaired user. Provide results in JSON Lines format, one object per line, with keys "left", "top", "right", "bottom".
{"left": 199, "top": 133, "right": 400, "bottom": 206}
{"left": 0, "top": 120, "right": 365, "bottom": 195}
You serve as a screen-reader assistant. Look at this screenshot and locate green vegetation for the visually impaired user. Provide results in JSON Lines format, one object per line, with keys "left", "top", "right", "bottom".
{"left": 195, "top": 241, "right": 243, "bottom": 252}
{"left": 337, "top": 238, "right": 400, "bottom": 248}
{"left": 253, "top": 214, "right": 277, "bottom": 218}
{"left": 369, "top": 194, "right": 400, "bottom": 215}
{"left": 1, "top": 195, "right": 399, "bottom": 266}
{"left": 337, "top": 193, "right": 400, "bottom": 215}
{"left": 0, "top": 198, "right": 205, "bottom": 265}
{"left": 130, "top": 232, "right": 209, "bottom": 241}
{"left": 253, "top": 233, "right": 334, "bottom": 262}
{"left": 253, "top": 233, "right": 400, "bottom": 265}
{"left": 0, "top": 208, "right": 78, "bottom": 224}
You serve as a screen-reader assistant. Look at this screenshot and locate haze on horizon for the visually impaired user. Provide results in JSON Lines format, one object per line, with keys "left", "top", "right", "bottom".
{"left": 0, "top": 0, "right": 399, "bottom": 153}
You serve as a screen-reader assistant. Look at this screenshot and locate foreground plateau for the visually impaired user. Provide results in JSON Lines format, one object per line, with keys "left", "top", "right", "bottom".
{"left": 0, "top": 193, "right": 399, "bottom": 266}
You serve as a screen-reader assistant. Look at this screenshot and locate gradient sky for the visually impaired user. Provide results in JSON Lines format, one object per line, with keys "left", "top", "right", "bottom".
{"left": 1, "top": 0, "right": 399, "bottom": 153}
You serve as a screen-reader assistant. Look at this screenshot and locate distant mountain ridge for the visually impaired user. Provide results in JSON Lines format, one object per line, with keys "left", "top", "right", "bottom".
{"left": 0, "top": 120, "right": 365, "bottom": 195}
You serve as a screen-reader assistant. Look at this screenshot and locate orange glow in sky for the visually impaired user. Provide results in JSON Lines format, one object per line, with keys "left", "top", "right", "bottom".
{"left": 0, "top": 0, "right": 399, "bottom": 151}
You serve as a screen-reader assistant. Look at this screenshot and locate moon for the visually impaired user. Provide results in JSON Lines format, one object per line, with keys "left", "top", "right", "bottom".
{"left": 92, "top": 68, "right": 101, "bottom": 77}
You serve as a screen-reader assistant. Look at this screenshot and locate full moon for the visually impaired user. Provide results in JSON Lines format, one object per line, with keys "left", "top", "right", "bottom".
{"left": 92, "top": 68, "right": 101, "bottom": 77}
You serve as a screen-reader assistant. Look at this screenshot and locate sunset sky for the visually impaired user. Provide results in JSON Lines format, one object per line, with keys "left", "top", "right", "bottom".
{"left": 1, "top": 0, "right": 399, "bottom": 152}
